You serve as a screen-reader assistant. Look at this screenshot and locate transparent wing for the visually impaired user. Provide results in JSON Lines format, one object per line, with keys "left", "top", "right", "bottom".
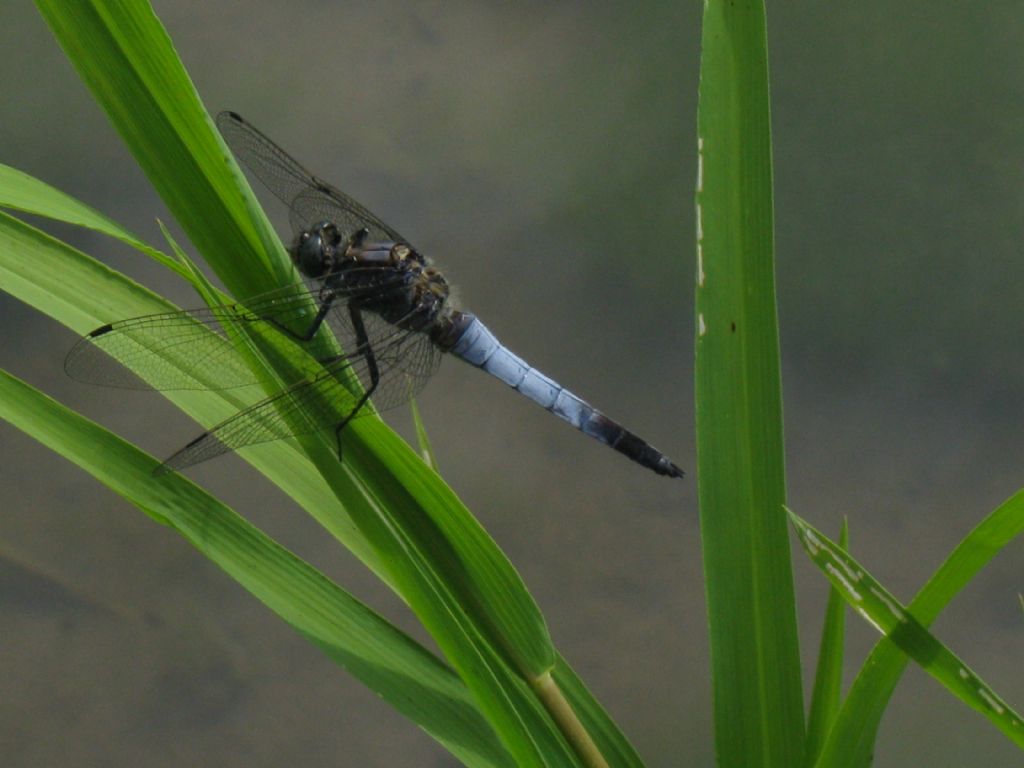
{"left": 216, "top": 111, "right": 406, "bottom": 242}
{"left": 158, "top": 328, "right": 442, "bottom": 473}
{"left": 64, "top": 273, "right": 407, "bottom": 391}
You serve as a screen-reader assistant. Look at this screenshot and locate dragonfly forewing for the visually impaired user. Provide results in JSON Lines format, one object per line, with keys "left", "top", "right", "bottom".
{"left": 217, "top": 111, "right": 405, "bottom": 242}
{"left": 64, "top": 277, "right": 407, "bottom": 391}
{"left": 65, "top": 307, "right": 275, "bottom": 391}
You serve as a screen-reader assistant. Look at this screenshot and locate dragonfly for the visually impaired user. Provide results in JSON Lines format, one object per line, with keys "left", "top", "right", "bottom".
{"left": 65, "top": 111, "right": 683, "bottom": 479}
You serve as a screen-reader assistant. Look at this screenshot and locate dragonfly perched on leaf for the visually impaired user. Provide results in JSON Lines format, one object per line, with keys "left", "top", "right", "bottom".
{"left": 65, "top": 112, "right": 683, "bottom": 479}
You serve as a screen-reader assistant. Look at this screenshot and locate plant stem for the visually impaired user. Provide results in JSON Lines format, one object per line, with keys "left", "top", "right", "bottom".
{"left": 531, "top": 671, "right": 609, "bottom": 768}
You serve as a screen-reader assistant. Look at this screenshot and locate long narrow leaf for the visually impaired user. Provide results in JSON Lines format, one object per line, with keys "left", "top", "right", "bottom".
{"left": 34, "top": 0, "right": 282, "bottom": 298}
{"left": 695, "top": 2, "right": 805, "bottom": 765}
{"left": 0, "top": 162, "right": 181, "bottom": 274}
{"left": 0, "top": 367, "right": 513, "bottom": 768}
{"left": 789, "top": 509, "right": 1024, "bottom": 751}
{"left": 409, "top": 396, "right": 439, "bottom": 471}
{"left": 808, "top": 491, "right": 1024, "bottom": 767}
{"left": 804, "top": 520, "right": 849, "bottom": 767}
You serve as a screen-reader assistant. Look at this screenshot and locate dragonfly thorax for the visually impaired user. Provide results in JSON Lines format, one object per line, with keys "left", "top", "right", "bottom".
{"left": 326, "top": 235, "right": 455, "bottom": 336}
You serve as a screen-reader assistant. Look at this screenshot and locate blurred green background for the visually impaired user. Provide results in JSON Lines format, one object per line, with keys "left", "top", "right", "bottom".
{"left": 0, "top": 2, "right": 1020, "bottom": 766}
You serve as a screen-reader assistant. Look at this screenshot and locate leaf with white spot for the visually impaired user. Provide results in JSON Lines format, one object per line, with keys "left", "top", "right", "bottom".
{"left": 788, "top": 508, "right": 1024, "bottom": 751}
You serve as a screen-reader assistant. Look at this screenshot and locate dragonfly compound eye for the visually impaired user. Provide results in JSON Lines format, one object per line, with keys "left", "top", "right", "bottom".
{"left": 292, "top": 229, "right": 329, "bottom": 278}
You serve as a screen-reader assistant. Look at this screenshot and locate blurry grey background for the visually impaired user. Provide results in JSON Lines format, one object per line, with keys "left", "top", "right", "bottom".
{"left": 0, "top": 2, "right": 1021, "bottom": 766}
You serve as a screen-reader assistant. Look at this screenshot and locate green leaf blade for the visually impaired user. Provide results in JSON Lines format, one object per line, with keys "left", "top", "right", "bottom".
{"left": 804, "top": 520, "right": 849, "bottom": 767}
{"left": 696, "top": 2, "right": 805, "bottom": 765}
{"left": 811, "top": 491, "right": 1024, "bottom": 767}
{"left": 0, "top": 366, "right": 516, "bottom": 768}
{"left": 0, "top": 162, "right": 181, "bottom": 272}
{"left": 35, "top": 0, "right": 284, "bottom": 298}
{"left": 790, "top": 509, "right": 1024, "bottom": 754}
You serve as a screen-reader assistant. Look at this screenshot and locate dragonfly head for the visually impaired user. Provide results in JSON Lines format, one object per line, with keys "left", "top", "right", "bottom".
{"left": 291, "top": 221, "right": 341, "bottom": 278}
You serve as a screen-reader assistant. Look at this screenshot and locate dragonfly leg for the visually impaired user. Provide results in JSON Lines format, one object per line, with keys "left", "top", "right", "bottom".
{"left": 257, "top": 229, "right": 369, "bottom": 344}
{"left": 347, "top": 227, "right": 370, "bottom": 249}
{"left": 265, "top": 289, "right": 337, "bottom": 342}
{"left": 332, "top": 306, "right": 380, "bottom": 462}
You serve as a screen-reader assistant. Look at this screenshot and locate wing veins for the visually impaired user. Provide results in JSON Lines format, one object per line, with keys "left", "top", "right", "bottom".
{"left": 159, "top": 307, "right": 442, "bottom": 472}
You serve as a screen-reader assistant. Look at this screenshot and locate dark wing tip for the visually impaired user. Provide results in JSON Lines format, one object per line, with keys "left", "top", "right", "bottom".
{"left": 87, "top": 323, "right": 114, "bottom": 338}
{"left": 216, "top": 111, "right": 244, "bottom": 132}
